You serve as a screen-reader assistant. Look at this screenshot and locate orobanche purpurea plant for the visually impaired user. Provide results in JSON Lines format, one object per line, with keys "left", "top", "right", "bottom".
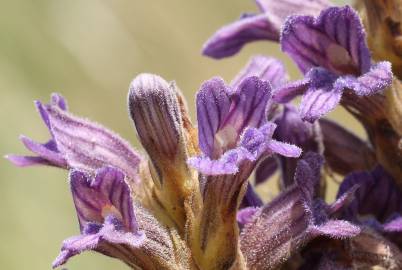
{"left": 7, "top": 1, "right": 402, "bottom": 269}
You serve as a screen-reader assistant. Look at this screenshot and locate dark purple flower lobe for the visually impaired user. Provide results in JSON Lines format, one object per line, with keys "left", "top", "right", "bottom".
{"left": 196, "top": 76, "right": 272, "bottom": 159}
{"left": 338, "top": 166, "right": 402, "bottom": 234}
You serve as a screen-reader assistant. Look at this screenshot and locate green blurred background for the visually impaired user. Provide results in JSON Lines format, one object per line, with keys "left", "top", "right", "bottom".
{"left": 1, "top": 0, "right": 353, "bottom": 269}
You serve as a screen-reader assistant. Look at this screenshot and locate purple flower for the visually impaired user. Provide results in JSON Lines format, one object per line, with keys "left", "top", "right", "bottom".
{"left": 240, "top": 153, "right": 360, "bottom": 269}
{"left": 6, "top": 93, "right": 142, "bottom": 181}
{"left": 186, "top": 75, "right": 301, "bottom": 269}
{"left": 53, "top": 167, "right": 145, "bottom": 268}
{"left": 338, "top": 165, "right": 402, "bottom": 243}
{"left": 273, "top": 6, "right": 393, "bottom": 122}
{"left": 203, "top": 0, "right": 330, "bottom": 59}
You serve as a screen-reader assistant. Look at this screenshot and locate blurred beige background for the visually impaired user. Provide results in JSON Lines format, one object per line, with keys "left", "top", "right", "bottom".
{"left": 1, "top": 0, "right": 352, "bottom": 269}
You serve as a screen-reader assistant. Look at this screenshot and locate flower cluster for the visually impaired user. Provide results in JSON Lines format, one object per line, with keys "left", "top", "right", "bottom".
{"left": 7, "top": 1, "right": 402, "bottom": 269}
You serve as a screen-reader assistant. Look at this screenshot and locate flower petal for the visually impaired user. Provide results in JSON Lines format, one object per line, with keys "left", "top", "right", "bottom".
{"left": 231, "top": 55, "right": 288, "bottom": 89}
{"left": 197, "top": 76, "right": 272, "bottom": 158}
{"left": 8, "top": 94, "right": 142, "bottom": 180}
{"left": 70, "top": 167, "right": 139, "bottom": 233}
{"left": 338, "top": 165, "right": 402, "bottom": 224}
{"left": 272, "top": 76, "right": 310, "bottom": 103}
{"left": 128, "top": 73, "right": 187, "bottom": 166}
{"left": 281, "top": 6, "right": 370, "bottom": 75}
{"left": 338, "top": 61, "right": 393, "bottom": 96}
{"left": 196, "top": 77, "right": 231, "bottom": 158}
{"left": 128, "top": 73, "right": 199, "bottom": 230}
{"left": 300, "top": 69, "right": 343, "bottom": 122}
{"left": 203, "top": 14, "right": 279, "bottom": 59}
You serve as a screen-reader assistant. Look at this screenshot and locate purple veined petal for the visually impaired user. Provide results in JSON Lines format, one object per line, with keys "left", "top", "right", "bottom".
{"left": 128, "top": 73, "right": 188, "bottom": 165}
{"left": 299, "top": 68, "right": 343, "bottom": 123}
{"left": 54, "top": 169, "right": 200, "bottom": 269}
{"left": 231, "top": 55, "right": 288, "bottom": 89}
{"left": 70, "top": 166, "right": 140, "bottom": 233}
{"left": 338, "top": 165, "right": 402, "bottom": 224}
{"left": 196, "top": 77, "right": 231, "bottom": 158}
{"left": 45, "top": 101, "right": 142, "bottom": 180}
{"left": 255, "top": 156, "right": 278, "bottom": 185}
{"left": 272, "top": 76, "right": 310, "bottom": 103}
{"left": 19, "top": 135, "right": 67, "bottom": 167}
{"left": 203, "top": 13, "right": 279, "bottom": 59}
{"left": 237, "top": 206, "right": 260, "bottom": 226}
{"left": 8, "top": 94, "right": 143, "bottom": 180}
{"left": 6, "top": 99, "right": 68, "bottom": 168}
{"left": 255, "top": 0, "right": 330, "bottom": 16}
{"left": 281, "top": 6, "right": 371, "bottom": 75}
{"left": 196, "top": 76, "right": 271, "bottom": 159}
{"left": 337, "top": 61, "right": 393, "bottom": 96}
{"left": 220, "top": 77, "right": 272, "bottom": 150}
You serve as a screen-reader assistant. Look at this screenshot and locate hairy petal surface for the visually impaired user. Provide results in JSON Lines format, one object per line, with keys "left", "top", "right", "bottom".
{"left": 128, "top": 73, "right": 200, "bottom": 231}
{"left": 338, "top": 166, "right": 402, "bottom": 232}
{"left": 203, "top": 14, "right": 279, "bottom": 59}
{"left": 277, "top": 6, "right": 393, "bottom": 121}
{"left": 53, "top": 167, "right": 147, "bottom": 268}
{"left": 7, "top": 94, "right": 142, "bottom": 181}
{"left": 336, "top": 61, "right": 393, "bottom": 96}
{"left": 240, "top": 153, "right": 359, "bottom": 270}
{"left": 281, "top": 6, "right": 370, "bottom": 75}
